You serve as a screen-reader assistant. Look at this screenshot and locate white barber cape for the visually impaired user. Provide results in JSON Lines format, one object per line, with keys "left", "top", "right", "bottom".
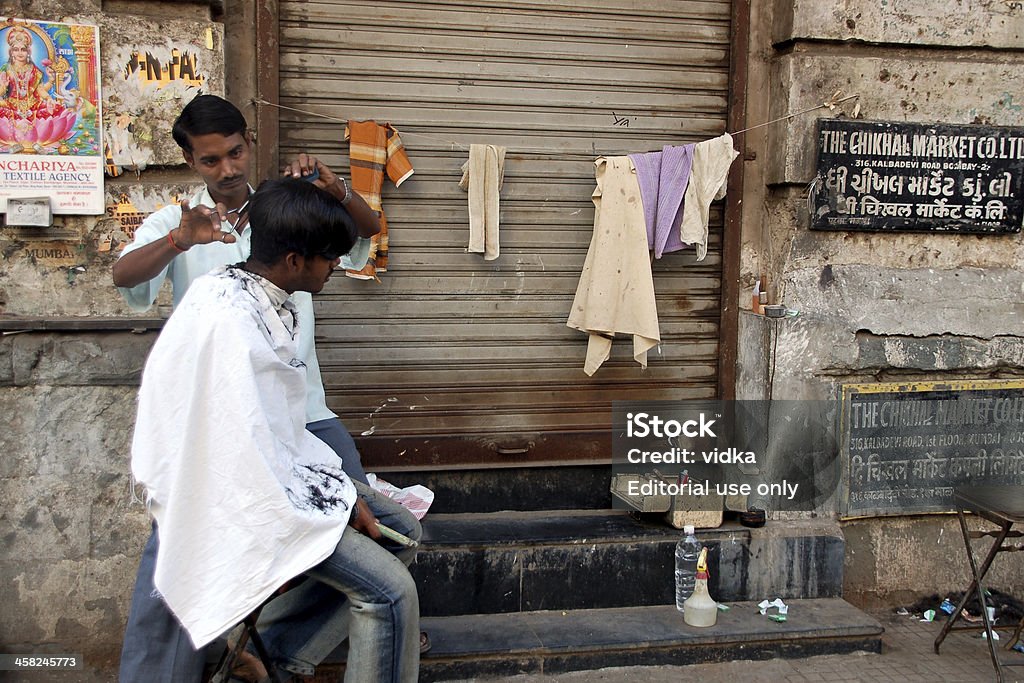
{"left": 131, "top": 266, "right": 356, "bottom": 648}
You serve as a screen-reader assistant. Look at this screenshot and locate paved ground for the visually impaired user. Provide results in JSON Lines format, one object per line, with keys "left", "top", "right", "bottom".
{"left": 441, "top": 609, "right": 1024, "bottom": 683}
{"left": 8, "top": 607, "right": 1023, "bottom": 681}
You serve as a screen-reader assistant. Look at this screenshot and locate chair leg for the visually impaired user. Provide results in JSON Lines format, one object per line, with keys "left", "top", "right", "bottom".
{"left": 1007, "top": 616, "right": 1024, "bottom": 651}
{"left": 244, "top": 614, "right": 283, "bottom": 683}
{"left": 210, "top": 610, "right": 281, "bottom": 683}
{"left": 209, "top": 625, "right": 251, "bottom": 682}
{"left": 207, "top": 580, "right": 304, "bottom": 683}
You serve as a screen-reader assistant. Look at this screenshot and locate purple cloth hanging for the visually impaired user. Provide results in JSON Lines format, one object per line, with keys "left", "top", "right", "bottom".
{"left": 629, "top": 144, "right": 695, "bottom": 258}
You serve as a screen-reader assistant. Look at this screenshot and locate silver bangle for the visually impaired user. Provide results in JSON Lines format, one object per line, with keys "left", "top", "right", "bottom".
{"left": 339, "top": 176, "right": 353, "bottom": 207}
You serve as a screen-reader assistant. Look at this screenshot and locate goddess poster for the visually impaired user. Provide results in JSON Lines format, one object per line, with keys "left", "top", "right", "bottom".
{"left": 0, "top": 17, "right": 103, "bottom": 215}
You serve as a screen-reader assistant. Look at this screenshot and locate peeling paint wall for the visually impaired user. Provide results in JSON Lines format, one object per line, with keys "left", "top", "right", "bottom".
{"left": 0, "top": 1, "right": 226, "bottom": 675}
{"left": 739, "top": 0, "right": 1024, "bottom": 601}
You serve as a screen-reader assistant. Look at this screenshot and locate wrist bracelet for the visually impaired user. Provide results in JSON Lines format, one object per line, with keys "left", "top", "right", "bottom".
{"left": 166, "top": 230, "right": 186, "bottom": 253}
{"left": 339, "top": 176, "right": 352, "bottom": 207}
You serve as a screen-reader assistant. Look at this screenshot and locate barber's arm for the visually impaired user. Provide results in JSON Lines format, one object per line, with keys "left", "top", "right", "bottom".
{"left": 283, "top": 153, "right": 381, "bottom": 238}
{"left": 112, "top": 201, "right": 233, "bottom": 288}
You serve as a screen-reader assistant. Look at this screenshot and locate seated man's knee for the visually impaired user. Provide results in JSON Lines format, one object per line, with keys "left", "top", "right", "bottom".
{"left": 402, "top": 511, "right": 422, "bottom": 543}
{"left": 394, "top": 567, "right": 419, "bottom": 610}
{"left": 357, "top": 563, "right": 418, "bottom": 611}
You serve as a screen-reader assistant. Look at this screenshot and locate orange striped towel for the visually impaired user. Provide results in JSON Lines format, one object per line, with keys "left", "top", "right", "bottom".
{"left": 344, "top": 120, "right": 415, "bottom": 280}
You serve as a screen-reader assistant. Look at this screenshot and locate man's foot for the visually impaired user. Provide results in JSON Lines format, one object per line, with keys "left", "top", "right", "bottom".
{"left": 231, "top": 650, "right": 269, "bottom": 682}
{"left": 420, "top": 630, "right": 431, "bottom": 654}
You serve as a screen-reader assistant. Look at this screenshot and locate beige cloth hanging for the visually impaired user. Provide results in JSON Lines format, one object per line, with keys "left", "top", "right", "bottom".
{"left": 679, "top": 132, "right": 739, "bottom": 261}
{"left": 459, "top": 144, "right": 506, "bottom": 260}
{"left": 567, "top": 156, "right": 660, "bottom": 376}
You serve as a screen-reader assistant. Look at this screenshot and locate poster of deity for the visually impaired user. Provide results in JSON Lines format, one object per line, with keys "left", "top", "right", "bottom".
{"left": 0, "top": 17, "right": 103, "bottom": 215}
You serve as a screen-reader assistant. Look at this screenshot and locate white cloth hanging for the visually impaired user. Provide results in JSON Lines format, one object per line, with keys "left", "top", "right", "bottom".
{"left": 460, "top": 144, "right": 506, "bottom": 260}
{"left": 679, "top": 132, "right": 739, "bottom": 261}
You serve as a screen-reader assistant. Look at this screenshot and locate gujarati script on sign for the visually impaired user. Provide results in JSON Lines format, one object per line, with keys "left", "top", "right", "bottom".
{"left": 811, "top": 119, "right": 1024, "bottom": 234}
{"left": 840, "top": 380, "right": 1024, "bottom": 518}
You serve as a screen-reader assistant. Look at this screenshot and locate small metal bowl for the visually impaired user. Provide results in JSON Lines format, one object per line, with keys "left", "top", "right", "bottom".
{"left": 740, "top": 508, "right": 766, "bottom": 528}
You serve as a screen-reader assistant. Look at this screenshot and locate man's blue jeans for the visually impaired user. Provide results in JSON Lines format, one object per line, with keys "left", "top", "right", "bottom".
{"left": 119, "top": 481, "right": 421, "bottom": 682}
{"left": 257, "top": 480, "right": 421, "bottom": 680}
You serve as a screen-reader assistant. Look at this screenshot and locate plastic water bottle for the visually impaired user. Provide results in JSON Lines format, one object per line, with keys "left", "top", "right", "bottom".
{"left": 675, "top": 524, "right": 701, "bottom": 611}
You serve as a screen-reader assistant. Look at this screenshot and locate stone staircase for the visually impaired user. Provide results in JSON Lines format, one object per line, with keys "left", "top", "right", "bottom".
{"left": 317, "top": 465, "right": 882, "bottom": 681}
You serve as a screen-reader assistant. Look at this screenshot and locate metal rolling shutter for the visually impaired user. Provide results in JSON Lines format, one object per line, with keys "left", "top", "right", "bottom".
{"left": 277, "top": 0, "right": 732, "bottom": 469}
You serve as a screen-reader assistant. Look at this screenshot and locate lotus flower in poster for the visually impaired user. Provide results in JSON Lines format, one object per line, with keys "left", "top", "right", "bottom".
{"left": 0, "top": 27, "right": 83, "bottom": 151}
{"left": 0, "top": 104, "right": 77, "bottom": 149}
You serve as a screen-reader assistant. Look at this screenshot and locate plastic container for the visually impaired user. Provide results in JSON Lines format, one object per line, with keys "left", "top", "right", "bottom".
{"left": 674, "top": 525, "right": 701, "bottom": 611}
{"left": 683, "top": 568, "right": 718, "bottom": 627}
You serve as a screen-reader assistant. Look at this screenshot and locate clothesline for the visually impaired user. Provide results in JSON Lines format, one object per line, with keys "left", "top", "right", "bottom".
{"left": 730, "top": 93, "right": 860, "bottom": 135}
{"left": 254, "top": 96, "right": 616, "bottom": 157}
{"left": 252, "top": 93, "right": 860, "bottom": 156}
{"left": 253, "top": 98, "right": 477, "bottom": 150}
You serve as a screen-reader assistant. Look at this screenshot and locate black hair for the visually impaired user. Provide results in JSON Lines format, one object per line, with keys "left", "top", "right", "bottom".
{"left": 171, "top": 94, "right": 248, "bottom": 153}
{"left": 247, "top": 178, "right": 356, "bottom": 266}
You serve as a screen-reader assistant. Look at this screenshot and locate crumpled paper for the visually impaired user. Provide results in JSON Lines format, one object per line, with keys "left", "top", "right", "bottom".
{"left": 758, "top": 598, "right": 789, "bottom": 616}
{"left": 367, "top": 473, "right": 434, "bottom": 520}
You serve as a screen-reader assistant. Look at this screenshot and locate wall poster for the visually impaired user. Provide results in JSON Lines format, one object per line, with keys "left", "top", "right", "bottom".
{"left": 810, "top": 119, "right": 1024, "bottom": 234}
{"left": 0, "top": 17, "right": 103, "bottom": 215}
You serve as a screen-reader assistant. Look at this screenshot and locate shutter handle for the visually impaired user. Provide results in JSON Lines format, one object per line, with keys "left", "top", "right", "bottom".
{"left": 496, "top": 442, "right": 532, "bottom": 455}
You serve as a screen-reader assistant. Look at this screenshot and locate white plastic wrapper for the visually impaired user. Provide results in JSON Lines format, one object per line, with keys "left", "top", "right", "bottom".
{"left": 366, "top": 473, "right": 435, "bottom": 520}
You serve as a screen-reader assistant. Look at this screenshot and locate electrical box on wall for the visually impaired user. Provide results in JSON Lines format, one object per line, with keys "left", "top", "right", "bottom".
{"left": 4, "top": 197, "right": 52, "bottom": 227}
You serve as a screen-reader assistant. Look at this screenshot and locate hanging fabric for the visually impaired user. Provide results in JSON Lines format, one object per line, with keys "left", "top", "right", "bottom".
{"left": 344, "top": 121, "right": 415, "bottom": 280}
{"left": 679, "top": 132, "right": 738, "bottom": 262}
{"left": 628, "top": 144, "right": 695, "bottom": 259}
{"left": 459, "top": 144, "right": 506, "bottom": 260}
{"left": 567, "top": 156, "right": 660, "bottom": 376}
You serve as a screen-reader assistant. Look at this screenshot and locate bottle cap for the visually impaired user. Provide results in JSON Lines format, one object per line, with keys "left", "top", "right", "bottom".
{"left": 683, "top": 525, "right": 695, "bottom": 534}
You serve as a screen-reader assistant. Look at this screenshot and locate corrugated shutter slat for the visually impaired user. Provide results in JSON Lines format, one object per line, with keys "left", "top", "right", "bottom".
{"left": 279, "top": 0, "right": 731, "bottom": 467}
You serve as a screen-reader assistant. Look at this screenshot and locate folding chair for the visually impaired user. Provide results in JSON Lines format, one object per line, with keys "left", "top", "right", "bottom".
{"left": 209, "top": 579, "right": 303, "bottom": 683}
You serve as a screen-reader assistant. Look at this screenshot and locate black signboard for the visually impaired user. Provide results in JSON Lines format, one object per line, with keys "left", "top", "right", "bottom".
{"left": 810, "top": 119, "right": 1024, "bottom": 234}
{"left": 840, "top": 380, "right": 1024, "bottom": 518}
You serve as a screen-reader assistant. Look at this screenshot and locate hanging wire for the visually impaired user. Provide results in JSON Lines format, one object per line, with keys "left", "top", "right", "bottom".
{"left": 730, "top": 93, "right": 860, "bottom": 136}
{"left": 254, "top": 98, "right": 347, "bottom": 124}
{"left": 256, "top": 97, "right": 611, "bottom": 156}
{"left": 253, "top": 92, "right": 860, "bottom": 155}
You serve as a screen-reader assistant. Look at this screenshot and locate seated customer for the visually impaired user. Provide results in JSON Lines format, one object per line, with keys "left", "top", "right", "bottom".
{"left": 129, "top": 177, "right": 421, "bottom": 682}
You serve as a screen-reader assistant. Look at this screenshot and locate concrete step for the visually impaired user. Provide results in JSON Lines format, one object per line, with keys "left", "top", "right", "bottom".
{"left": 381, "top": 465, "right": 613, "bottom": 514}
{"left": 411, "top": 510, "right": 845, "bottom": 617}
{"left": 318, "top": 598, "right": 883, "bottom": 681}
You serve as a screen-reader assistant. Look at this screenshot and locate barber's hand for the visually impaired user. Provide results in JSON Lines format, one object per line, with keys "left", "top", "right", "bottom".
{"left": 172, "top": 200, "right": 235, "bottom": 249}
{"left": 348, "top": 497, "right": 383, "bottom": 541}
{"left": 282, "top": 153, "right": 338, "bottom": 188}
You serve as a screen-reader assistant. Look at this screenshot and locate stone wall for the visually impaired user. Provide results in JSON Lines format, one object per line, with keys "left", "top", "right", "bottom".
{"left": 737, "top": 0, "right": 1024, "bottom": 602}
{"left": 0, "top": 329, "right": 154, "bottom": 673}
